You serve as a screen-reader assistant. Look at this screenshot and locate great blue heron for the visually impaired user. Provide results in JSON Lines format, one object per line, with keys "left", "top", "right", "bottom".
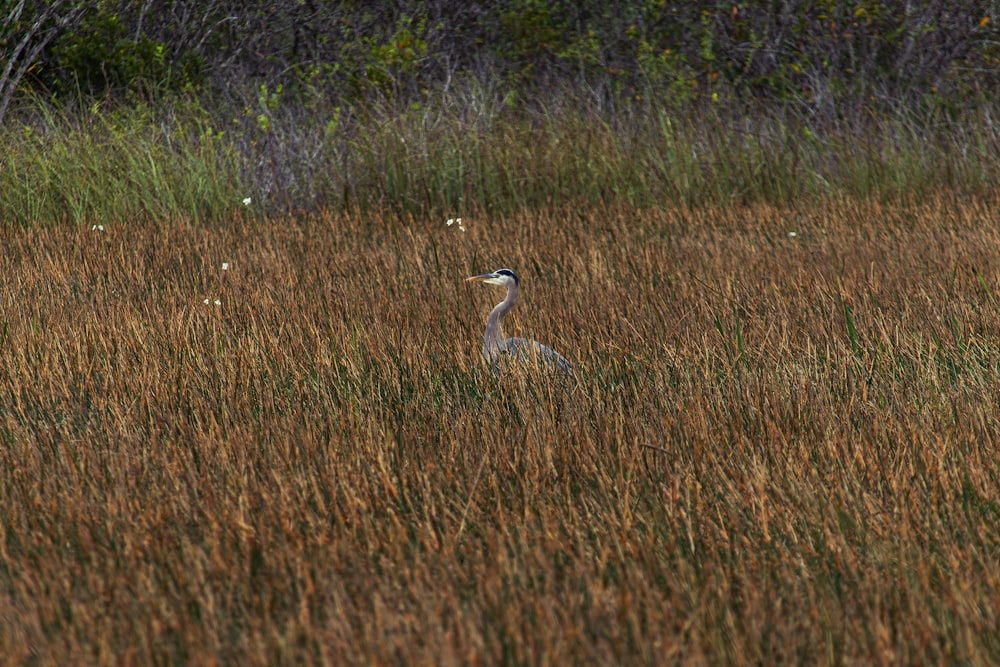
{"left": 466, "top": 268, "right": 573, "bottom": 375}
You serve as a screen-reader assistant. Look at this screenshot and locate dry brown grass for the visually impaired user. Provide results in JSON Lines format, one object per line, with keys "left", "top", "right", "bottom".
{"left": 2, "top": 196, "right": 1000, "bottom": 665}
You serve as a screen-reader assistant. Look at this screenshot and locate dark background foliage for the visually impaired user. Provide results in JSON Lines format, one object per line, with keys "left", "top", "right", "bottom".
{"left": 3, "top": 2, "right": 999, "bottom": 223}
{"left": 4, "top": 0, "right": 998, "bottom": 123}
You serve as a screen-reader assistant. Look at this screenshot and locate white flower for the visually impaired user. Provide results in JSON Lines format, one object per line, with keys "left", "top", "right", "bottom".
{"left": 203, "top": 298, "right": 210, "bottom": 305}
{"left": 788, "top": 231, "right": 797, "bottom": 238}
{"left": 447, "top": 217, "right": 466, "bottom": 232}
{"left": 214, "top": 299, "right": 221, "bottom": 306}
{"left": 222, "top": 262, "right": 229, "bottom": 271}
{"left": 91, "top": 224, "right": 104, "bottom": 232}
{"left": 242, "top": 197, "right": 252, "bottom": 206}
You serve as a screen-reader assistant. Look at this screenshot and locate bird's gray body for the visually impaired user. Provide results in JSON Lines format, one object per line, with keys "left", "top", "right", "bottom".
{"left": 467, "top": 269, "right": 573, "bottom": 375}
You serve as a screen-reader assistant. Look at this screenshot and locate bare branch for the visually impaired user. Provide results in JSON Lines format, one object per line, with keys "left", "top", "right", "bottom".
{"left": 0, "top": 0, "right": 86, "bottom": 125}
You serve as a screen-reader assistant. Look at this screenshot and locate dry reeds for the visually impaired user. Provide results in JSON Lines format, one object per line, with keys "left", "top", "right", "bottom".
{"left": 2, "top": 196, "right": 999, "bottom": 664}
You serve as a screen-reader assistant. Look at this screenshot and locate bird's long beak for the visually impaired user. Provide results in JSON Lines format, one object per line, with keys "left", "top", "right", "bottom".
{"left": 465, "top": 273, "right": 495, "bottom": 283}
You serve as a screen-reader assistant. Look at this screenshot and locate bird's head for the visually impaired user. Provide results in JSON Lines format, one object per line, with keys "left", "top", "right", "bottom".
{"left": 465, "top": 268, "right": 519, "bottom": 288}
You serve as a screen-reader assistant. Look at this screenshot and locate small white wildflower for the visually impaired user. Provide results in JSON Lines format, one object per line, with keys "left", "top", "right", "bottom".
{"left": 91, "top": 224, "right": 104, "bottom": 232}
{"left": 788, "top": 231, "right": 797, "bottom": 238}
{"left": 203, "top": 298, "right": 210, "bottom": 305}
{"left": 459, "top": 223, "right": 466, "bottom": 232}
{"left": 446, "top": 218, "right": 455, "bottom": 226}
{"left": 242, "top": 197, "right": 252, "bottom": 206}
{"left": 214, "top": 299, "right": 221, "bottom": 306}
{"left": 221, "top": 262, "right": 229, "bottom": 271}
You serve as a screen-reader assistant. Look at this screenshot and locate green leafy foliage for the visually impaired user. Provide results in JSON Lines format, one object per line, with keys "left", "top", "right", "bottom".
{"left": 3, "top": 0, "right": 995, "bottom": 118}
{"left": 45, "top": 8, "right": 203, "bottom": 100}
{"left": 1, "top": 0, "right": 999, "bottom": 225}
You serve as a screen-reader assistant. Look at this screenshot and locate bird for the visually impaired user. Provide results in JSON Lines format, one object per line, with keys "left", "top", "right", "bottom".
{"left": 466, "top": 268, "right": 573, "bottom": 375}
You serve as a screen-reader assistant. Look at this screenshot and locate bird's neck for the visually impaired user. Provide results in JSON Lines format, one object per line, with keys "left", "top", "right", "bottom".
{"left": 484, "top": 283, "right": 519, "bottom": 356}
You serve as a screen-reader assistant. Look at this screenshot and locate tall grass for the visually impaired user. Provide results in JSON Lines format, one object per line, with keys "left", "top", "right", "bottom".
{"left": 2, "top": 197, "right": 1000, "bottom": 663}
{"left": 0, "top": 100, "right": 240, "bottom": 227}
{"left": 3, "top": 91, "right": 1000, "bottom": 227}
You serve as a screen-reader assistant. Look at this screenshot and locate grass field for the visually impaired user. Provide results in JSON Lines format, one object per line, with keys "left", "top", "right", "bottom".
{"left": 2, "top": 196, "right": 1000, "bottom": 664}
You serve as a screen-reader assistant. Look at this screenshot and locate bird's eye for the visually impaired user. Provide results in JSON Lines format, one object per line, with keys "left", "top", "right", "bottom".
{"left": 495, "top": 269, "right": 519, "bottom": 285}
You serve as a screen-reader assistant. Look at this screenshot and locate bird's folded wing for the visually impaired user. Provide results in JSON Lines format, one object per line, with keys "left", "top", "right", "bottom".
{"left": 501, "top": 337, "right": 573, "bottom": 374}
